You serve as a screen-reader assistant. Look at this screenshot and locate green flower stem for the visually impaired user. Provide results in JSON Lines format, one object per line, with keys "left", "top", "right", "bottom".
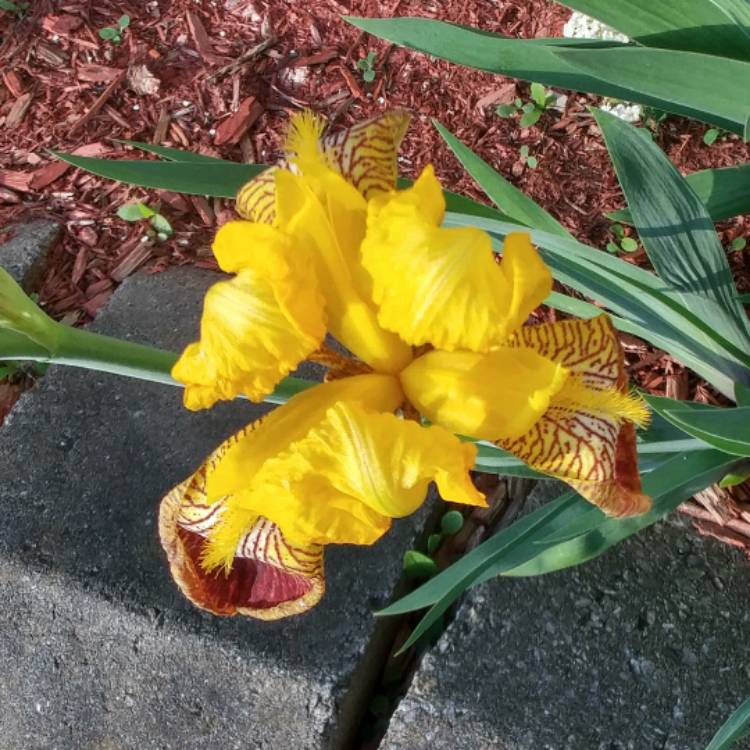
{"left": 0, "top": 323, "right": 314, "bottom": 406}
{"left": 0, "top": 323, "right": 710, "bottom": 458}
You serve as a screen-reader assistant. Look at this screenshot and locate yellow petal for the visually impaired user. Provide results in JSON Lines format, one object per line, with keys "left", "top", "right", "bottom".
{"left": 235, "top": 166, "right": 278, "bottom": 224}
{"left": 293, "top": 402, "right": 485, "bottom": 515}
{"left": 211, "top": 219, "right": 288, "bottom": 273}
{"left": 172, "top": 227, "right": 326, "bottom": 409}
{"left": 499, "top": 232, "right": 554, "bottom": 336}
{"left": 205, "top": 373, "right": 404, "bottom": 499}
{"left": 275, "top": 167, "right": 412, "bottom": 373}
{"left": 321, "top": 109, "right": 410, "bottom": 199}
{"left": 160, "top": 468, "right": 324, "bottom": 620}
{"left": 205, "top": 400, "right": 485, "bottom": 560}
{"left": 500, "top": 315, "right": 651, "bottom": 517}
{"left": 401, "top": 346, "right": 570, "bottom": 441}
{"left": 362, "top": 168, "right": 552, "bottom": 351}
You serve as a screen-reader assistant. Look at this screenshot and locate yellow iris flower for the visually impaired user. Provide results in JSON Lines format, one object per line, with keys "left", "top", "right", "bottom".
{"left": 163, "top": 109, "right": 651, "bottom": 620}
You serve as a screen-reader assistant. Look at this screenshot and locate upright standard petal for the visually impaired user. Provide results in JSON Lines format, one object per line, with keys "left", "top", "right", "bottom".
{"left": 500, "top": 315, "right": 651, "bottom": 517}
{"left": 362, "top": 169, "right": 552, "bottom": 352}
{"left": 172, "top": 221, "right": 326, "bottom": 410}
{"left": 321, "top": 110, "right": 410, "bottom": 199}
{"left": 160, "top": 462, "right": 324, "bottom": 620}
{"left": 234, "top": 110, "right": 410, "bottom": 224}
{"left": 401, "top": 346, "right": 570, "bottom": 441}
{"left": 275, "top": 168, "right": 412, "bottom": 373}
{"left": 203, "top": 400, "right": 485, "bottom": 569}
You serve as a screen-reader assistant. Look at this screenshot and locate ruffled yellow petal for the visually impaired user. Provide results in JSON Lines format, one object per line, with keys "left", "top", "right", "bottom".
{"left": 401, "top": 346, "right": 570, "bottom": 441}
{"left": 362, "top": 168, "right": 552, "bottom": 351}
{"left": 205, "top": 373, "right": 405, "bottom": 499}
{"left": 500, "top": 315, "right": 651, "bottom": 517}
{"left": 499, "top": 232, "right": 554, "bottom": 336}
{"left": 292, "top": 402, "right": 485, "bottom": 515}
{"left": 235, "top": 166, "right": 278, "bottom": 224}
{"left": 203, "top": 400, "right": 485, "bottom": 565}
{"left": 160, "top": 458, "right": 324, "bottom": 620}
{"left": 172, "top": 224, "right": 326, "bottom": 410}
{"left": 275, "top": 167, "right": 412, "bottom": 373}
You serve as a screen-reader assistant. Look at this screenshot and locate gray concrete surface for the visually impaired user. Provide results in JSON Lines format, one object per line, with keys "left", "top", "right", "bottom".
{"left": 0, "top": 266, "right": 421, "bottom": 750}
{"left": 383, "top": 482, "right": 750, "bottom": 750}
{"left": 0, "top": 219, "right": 61, "bottom": 289}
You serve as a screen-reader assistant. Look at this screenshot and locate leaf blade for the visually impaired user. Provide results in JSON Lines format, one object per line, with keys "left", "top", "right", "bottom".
{"left": 593, "top": 107, "right": 750, "bottom": 350}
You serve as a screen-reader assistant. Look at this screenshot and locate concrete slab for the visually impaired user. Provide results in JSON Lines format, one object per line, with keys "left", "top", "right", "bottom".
{"left": 0, "top": 219, "right": 61, "bottom": 288}
{"left": 382, "top": 482, "right": 750, "bottom": 750}
{"left": 0, "top": 266, "right": 420, "bottom": 749}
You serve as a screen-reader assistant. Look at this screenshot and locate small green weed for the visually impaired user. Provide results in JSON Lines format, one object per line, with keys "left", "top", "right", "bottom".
{"left": 356, "top": 51, "right": 377, "bottom": 83}
{"left": 519, "top": 145, "right": 538, "bottom": 170}
{"left": 496, "top": 82, "right": 555, "bottom": 128}
{"left": 0, "top": 0, "right": 28, "bottom": 16}
{"left": 703, "top": 127, "right": 730, "bottom": 146}
{"left": 117, "top": 202, "right": 173, "bottom": 241}
{"left": 98, "top": 14, "right": 130, "bottom": 44}
{"left": 728, "top": 236, "right": 747, "bottom": 252}
{"left": 606, "top": 223, "right": 639, "bottom": 254}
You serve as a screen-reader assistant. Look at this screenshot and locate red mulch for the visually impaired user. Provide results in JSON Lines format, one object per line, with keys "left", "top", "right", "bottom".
{"left": 1, "top": 0, "right": 750, "bottom": 542}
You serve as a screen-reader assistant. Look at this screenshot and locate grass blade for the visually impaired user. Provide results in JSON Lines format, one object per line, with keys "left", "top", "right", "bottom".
{"left": 115, "top": 140, "right": 233, "bottom": 164}
{"left": 561, "top": 0, "right": 750, "bottom": 60}
{"left": 503, "top": 449, "right": 737, "bottom": 578}
{"left": 554, "top": 46, "right": 750, "bottom": 135}
{"left": 433, "top": 120, "right": 570, "bottom": 236}
{"left": 609, "top": 162, "right": 750, "bottom": 224}
{"left": 646, "top": 395, "right": 750, "bottom": 456}
{"left": 345, "top": 16, "right": 747, "bottom": 130}
{"left": 593, "top": 107, "right": 750, "bottom": 347}
{"left": 706, "top": 695, "right": 750, "bottom": 750}
{"left": 51, "top": 152, "right": 265, "bottom": 197}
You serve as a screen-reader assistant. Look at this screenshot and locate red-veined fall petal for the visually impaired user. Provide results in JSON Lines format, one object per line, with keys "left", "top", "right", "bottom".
{"left": 500, "top": 315, "right": 651, "bottom": 517}
{"left": 159, "top": 475, "right": 324, "bottom": 621}
{"left": 235, "top": 166, "right": 278, "bottom": 224}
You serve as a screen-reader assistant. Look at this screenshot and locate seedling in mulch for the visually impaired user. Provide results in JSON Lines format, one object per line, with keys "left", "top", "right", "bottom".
{"left": 606, "top": 223, "right": 639, "bottom": 254}
{"left": 642, "top": 105, "right": 668, "bottom": 128}
{"left": 719, "top": 466, "right": 750, "bottom": 488}
{"left": 728, "top": 236, "right": 747, "bottom": 252}
{"left": 703, "top": 127, "right": 730, "bottom": 146}
{"left": 98, "top": 14, "right": 130, "bottom": 44}
{"left": 496, "top": 83, "right": 555, "bottom": 128}
{"left": 518, "top": 145, "right": 538, "bottom": 170}
{"left": 0, "top": 0, "right": 29, "bottom": 16}
{"left": 117, "top": 202, "right": 173, "bottom": 241}
{"left": 356, "top": 51, "right": 377, "bottom": 83}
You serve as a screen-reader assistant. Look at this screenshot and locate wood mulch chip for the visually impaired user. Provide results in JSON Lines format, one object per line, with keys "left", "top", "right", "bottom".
{"left": 1, "top": 0, "right": 750, "bottom": 544}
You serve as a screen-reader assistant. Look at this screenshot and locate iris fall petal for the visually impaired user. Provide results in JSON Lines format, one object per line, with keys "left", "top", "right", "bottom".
{"left": 500, "top": 315, "right": 652, "bottom": 517}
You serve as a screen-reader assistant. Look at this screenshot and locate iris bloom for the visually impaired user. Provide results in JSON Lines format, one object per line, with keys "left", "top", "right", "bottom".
{"left": 161, "top": 110, "right": 650, "bottom": 619}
